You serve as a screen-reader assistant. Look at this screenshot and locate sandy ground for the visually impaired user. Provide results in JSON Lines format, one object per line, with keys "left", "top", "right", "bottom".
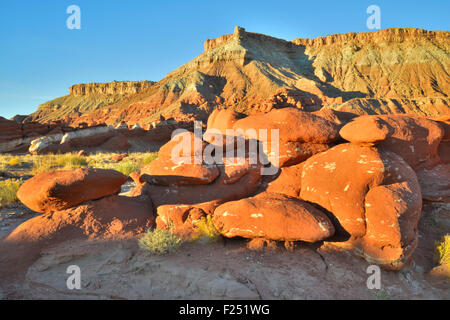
{"left": 0, "top": 200, "right": 448, "bottom": 300}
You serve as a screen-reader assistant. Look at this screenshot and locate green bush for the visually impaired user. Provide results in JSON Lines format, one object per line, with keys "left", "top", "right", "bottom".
{"left": 138, "top": 229, "right": 182, "bottom": 254}
{"left": 114, "top": 161, "right": 140, "bottom": 176}
{"left": 191, "top": 215, "right": 221, "bottom": 243}
{"left": 0, "top": 179, "right": 22, "bottom": 206}
{"left": 435, "top": 235, "right": 450, "bottom": 267}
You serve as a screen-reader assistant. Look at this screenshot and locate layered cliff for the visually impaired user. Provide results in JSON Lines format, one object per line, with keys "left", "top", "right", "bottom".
{"left": 29, "top": 81, "right": 155, "bottom": 123}
{"left": 29, "top": 27, "right": 450, "bottom": 126}
{"left": 69, "top": 81, "right": 153, "bottom": 96}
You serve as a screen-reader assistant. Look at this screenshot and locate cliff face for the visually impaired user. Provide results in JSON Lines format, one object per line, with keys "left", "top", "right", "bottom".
{"left": 69, "top": 81, "right": 153, "bottom": 96}
{"left": 30, "top": 27, "right": 450, "bottom": 126}
{"left": 29, "top": 81, "right": 155, "bottom": 123}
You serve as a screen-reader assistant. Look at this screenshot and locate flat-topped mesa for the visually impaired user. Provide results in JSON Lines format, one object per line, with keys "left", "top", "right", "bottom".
{"left": 69, "top": 81, "right": 154, "bottom": 96}
{"left": 204, "top": 26, "right": 293, "bottom": 52}
{"left": 292, "top": 28, "right": 450, "bottom": 46}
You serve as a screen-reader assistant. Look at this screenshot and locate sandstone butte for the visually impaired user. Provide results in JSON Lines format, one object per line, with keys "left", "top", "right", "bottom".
{"left": 16, "top": 26, "right": 449, "bottom": 128}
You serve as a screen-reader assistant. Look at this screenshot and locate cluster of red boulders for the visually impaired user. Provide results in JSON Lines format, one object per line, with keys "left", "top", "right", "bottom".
{"left": 5, "top": 169, "right": 154, "bottom": 248}
{"left": 4, "top": 108, "right": 450, "bottom": 270}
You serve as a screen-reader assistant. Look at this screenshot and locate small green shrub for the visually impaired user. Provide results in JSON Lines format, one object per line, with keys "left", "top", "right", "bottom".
{"left": 435, "top": 235, "right": 450, "bottom": 267}
{"left": 0, "top": 179, "right": 22, "bottom": 206}
{"left": 114, "top": 161, "right": 140, "bottom": 176}
{"left": 138, "top": 229, "right": 182, "bottom": 254}
{"left": 191, "top": 215, "right": 221, "bottom": 243}
{"left": 8, "top": 157, "right": 21, "bottom": 167}
{"left": 372, "top": 289, "right": 390, "bottom": 300}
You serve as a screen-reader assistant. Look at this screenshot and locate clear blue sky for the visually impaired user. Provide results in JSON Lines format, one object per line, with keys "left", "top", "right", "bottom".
{"left": 0, "top": 0, "right": 449, "bottom": 119}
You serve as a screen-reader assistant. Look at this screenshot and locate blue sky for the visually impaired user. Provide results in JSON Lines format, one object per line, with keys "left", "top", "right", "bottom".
{"left": 0, "top": 0, "right": 449, "bottom": 119}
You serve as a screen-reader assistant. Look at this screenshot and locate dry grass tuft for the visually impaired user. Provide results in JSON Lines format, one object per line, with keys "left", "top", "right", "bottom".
{"left": 138, "top": 228, "right": 182, "bottom": 254}
{"left": 435, "top": 234, "right": 450, "bottom": 267}
{"left": 0, "top": 179, "right": 22, "bottom": 206}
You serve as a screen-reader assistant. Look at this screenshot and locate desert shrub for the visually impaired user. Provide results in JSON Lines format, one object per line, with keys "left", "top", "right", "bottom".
{"left": 138, "top": 228, "right": 182, "bottom": 254}
{"left": 435, "top": 235, "right": 450, "bottom": 267}
{"left": 0, "top": 163, "right": 6, "bottom": 175}
{"left": 31, "top": 156, "right": 56, "bottom": 174}
{"left": 142, "top": 153, "right": 158, "bottom": 166}
{"left": 56, "top": 155, "right": 88, "bottom": 168}
{"left": 191, "top": 215, "right": 221, "bottom": 243}
{"left": 0, "top": 179, "right": 22, "bottom": 206}
{"left": 114, "top": 161, "right": 140, "bottom": 176}
{"left": 8, "top": 157, "right": 21, "bottom": 167}
{"left": 32, "top": 154, "right": 88, "bottom": 174}
{"left": 371, "top": 289, "right": 390, "bottom": 300}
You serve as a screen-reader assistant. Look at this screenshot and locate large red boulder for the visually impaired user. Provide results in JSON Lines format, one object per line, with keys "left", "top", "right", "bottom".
{"left": 135, "top": 131, "right": 220, "bottom": 186}
{"left": 5, "top": 195, "right": 154, "bottom": 245}
{"left": 300, "top": 143, "right": 422, "bottom": 270}
{"left": 231, "top": 108, "right": 339, "bottom": 167}
{"left": 213, "top": 192, "right": 335, "bottom": 242}
{"left": 17, "top": 168, "right": 128, "bottom": 213}
{"left": 265, "top": 162, "right": 304, "bottom": 198}
{"left": 139, "top": 157, "right": 220, "bottom": 186}
{"left": 339, "top": 114, "right": 444, "bottom": 170}
{"left": 206, "top": 109, "right": 244, "bottom": 135}
{"left": 158, "top": 131, "right": 207, "bottom": 159}
{"left": 2, "top": 195, "right": 155, "bottom": 275}
{"left": 232, "top": 108, "right": 340, "bottom": 144}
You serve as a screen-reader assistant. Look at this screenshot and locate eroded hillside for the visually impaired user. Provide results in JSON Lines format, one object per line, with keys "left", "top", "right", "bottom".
{"left": 28, "top": 27, "right": 450, "bottom": 126}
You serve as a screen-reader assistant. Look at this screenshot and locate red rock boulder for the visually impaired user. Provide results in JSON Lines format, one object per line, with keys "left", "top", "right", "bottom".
{"left": 213, "top": 192, "right": 335, "bottom": 242}
{"left": 300, "top": 143, "right": 422, "bottom": 270}
{"left": 231, "top": 108, "right": 340, "bottom": 167}
{"left": 139, "top": 157, "right": 220, "bottom": 186}
{"left": 17, "top": 168, "right": 128, "bottom": 213}
{"left": 339, "top": 114, "right": 444, "bottom": 170}
{"left": 206, "top": 109, "right": 244, "bottom": 135}
{"left": 265, "top": 162, "right": 304, "bottom": 198}
{"left": 5, "top": 195, "right": 154, "bottom": 245}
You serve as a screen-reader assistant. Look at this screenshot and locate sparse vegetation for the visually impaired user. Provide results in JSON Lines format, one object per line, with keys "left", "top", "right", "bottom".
{"left": 113, "top": 161, "right": 140, "bottom": 176}
{"left": 435, "top": 235, "right": 450, "bottom": 267}
{"left": 0, "top": 152, "right": 158, "bottom": 177}
{"left": 371, "top": 289, "right": 390, "bottom": 300}
{"left": 0, "top": 179, "right": 22, "bottom": 206}
{"left": 138, "top": 228, "right": 182, "bottom": 254}
{"left": 7, "top": 157, "right": 21, "bottom": 167}
{"left": 191, "top": 215, "right": 221, "bottom": 243}
{"left": 31, "top": 154, "right": 88, "bottom": 174}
